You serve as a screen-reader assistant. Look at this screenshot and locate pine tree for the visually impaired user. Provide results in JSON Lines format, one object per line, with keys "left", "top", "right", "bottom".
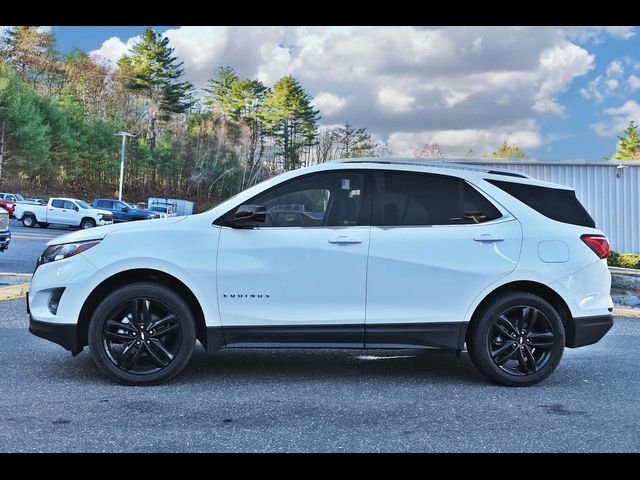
{"left": 203, "top": 66, "right": 239, "bottom": 117}
{"left": 613, "top": 121, "right": 640, "bottom": 159}
{"left": 331, "top": 122, "right": 375, "bottom": 158}
{"left": 261, "top": 75, "right": 320, "bottom": 170}
{"left": 118, "top": 27, "right": 194, "bottom": 147}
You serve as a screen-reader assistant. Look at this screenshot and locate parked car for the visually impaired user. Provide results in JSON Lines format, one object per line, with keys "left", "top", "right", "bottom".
{"left": 92, "top": 199, "right": 157, "bottom": 222}
{"left": 148, "top": 205, "right": 177, "bottom": 218}
{"left": 0, "top": 207, "right": 10, "bottom": 251}
{"left": 14, "top": 197, "right": 113, "bottom": 229}
{"left": 0, "top": 193, "right": 26, "bottom": 203}
{"left": 28, "top": 158, "right": 613, "bottom": 386}
{"left": 0, "top": 199, "right": 16, "bottom": 217}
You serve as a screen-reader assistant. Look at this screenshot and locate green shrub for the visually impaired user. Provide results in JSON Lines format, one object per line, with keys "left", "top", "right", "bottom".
{"left": 608, "top": 251, "right": 640, "bottom": 269}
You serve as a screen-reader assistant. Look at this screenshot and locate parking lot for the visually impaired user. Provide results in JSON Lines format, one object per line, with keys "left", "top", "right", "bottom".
{"left": 1, "top": 218, "right": 639, "bottom": 452}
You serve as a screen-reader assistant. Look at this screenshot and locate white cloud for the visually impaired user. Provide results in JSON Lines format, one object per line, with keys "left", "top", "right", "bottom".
{"left": 388, "top": 121, "right": 543, "bottom": 157}
{"left": 580, "top": 58, "right": 629, "bottom": 103}
{"left": 628, "top": 75, "right": 640, "bottom": 91}
{"left": 313, "top": 92, "right": 347, "bottom": 116}
{"left": 607, "top": 60, "right": 624, "bottom": 77}
{"left": 533, "top": 42, "right": 594, "bottom": 114}
{"left": 376, "top": 87, "right": 415, "bottom": 112}
{"left": 603, "top": 26, "right": 636, "bottom": 39}
{"left": 606, "top": 78, "right": 619, "bottom": 90}
{"left": 90, "top": 36, "right": 137, "bottom": 63}
{"left": 564, "top": 26, "right": 636, "bottom": 44}
{"left": 592, "top": 100, "right": 640, "bottom": 136}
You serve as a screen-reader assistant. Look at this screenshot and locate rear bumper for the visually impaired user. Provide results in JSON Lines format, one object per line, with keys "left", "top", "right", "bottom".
{"left": 28, "top": 316, "right": 82, "bottom": 355}
{"left": 566, "top": 314, "right": 613, "bottom": 348}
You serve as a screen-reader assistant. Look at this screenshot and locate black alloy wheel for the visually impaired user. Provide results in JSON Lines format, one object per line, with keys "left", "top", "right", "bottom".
{"left": 466, "top": 291, "right": 565, "bottom": 387}
{"left": 102, "top": 298, "right": 182, "bottom": 375}
{"left": 88, "top": 282, "right": 196, "bottom": 385}
{"left": 489, "top": 306, "right": 555, "bottom": 376}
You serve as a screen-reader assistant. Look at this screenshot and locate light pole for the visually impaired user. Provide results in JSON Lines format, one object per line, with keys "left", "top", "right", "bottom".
{"left": 114, "top": 131, "right": 135, "bottom": 201}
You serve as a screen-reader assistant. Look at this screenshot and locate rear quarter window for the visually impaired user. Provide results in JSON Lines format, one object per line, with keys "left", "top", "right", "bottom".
{"left": 487, "top": 179, "right": 595, "bottom": 228}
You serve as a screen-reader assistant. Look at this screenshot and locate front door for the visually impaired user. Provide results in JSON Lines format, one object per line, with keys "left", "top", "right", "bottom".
{"left": 365, "top": 171, "right": 522, "bottom": 349}
{"left": 216, "top": 170, "right": 372, "bottom": 347}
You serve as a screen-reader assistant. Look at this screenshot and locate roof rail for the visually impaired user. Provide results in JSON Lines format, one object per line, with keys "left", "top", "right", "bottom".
{"left": 331, "top": 157, "right": 531, "bottom": 178}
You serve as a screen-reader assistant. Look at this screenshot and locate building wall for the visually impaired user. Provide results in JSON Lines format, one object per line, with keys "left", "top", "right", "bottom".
{"left": 454, "top": 160, "right": 640, "bottom": 254}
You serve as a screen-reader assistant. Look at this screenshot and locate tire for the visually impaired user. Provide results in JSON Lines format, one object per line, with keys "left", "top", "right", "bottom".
{"left": 37, "top": 222, "right": 49, "bottom": 228}
{"left": 88, "top": 282, "right": 196, "bottom": 385}
{"left": 81, "top": 218, "right": 96, "bottom": 229}
{"left": 22, "top": 215, "right": 36, "bottom": 228}
{"left": 466, "top": 291, "right": 565, "bottom": 387}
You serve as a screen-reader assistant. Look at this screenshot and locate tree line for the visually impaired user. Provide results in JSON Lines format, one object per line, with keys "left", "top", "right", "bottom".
{"left": 0, "top": 26, "right": 388, "bottom": 209}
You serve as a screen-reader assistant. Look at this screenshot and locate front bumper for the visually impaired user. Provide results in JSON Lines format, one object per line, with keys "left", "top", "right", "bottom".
{"left": 566, "top": 314, "right": 614, "bottom": 348}
{"left": 28, "top": 316, "right": 82, "bottom": 355}
{"left": 0, "top": 230, "right": 10, "bottom": 250}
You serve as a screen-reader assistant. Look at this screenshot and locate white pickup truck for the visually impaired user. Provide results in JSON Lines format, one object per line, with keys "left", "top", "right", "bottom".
{"left": 14, "top": 197, "right": 113, "bottom": 229}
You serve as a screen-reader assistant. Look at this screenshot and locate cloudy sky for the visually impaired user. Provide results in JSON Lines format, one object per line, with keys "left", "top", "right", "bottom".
{"left": 48, "top": 26, "right": 640, "bottom": 160}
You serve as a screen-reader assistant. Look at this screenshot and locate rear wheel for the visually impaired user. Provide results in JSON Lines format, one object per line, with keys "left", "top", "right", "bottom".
{"left": 81, "top": 218, "right": 95, "bottom": 229}
{"left": 467, "top": 292, "right": 565, "bottom": 387}
{"left": 22, "top": 215, "right": 36, "bottom": 228}
{"left": 88, "top": 282, "right": 196, "bottom": 385}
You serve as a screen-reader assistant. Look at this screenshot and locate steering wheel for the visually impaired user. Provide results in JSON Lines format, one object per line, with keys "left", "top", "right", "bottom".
{"left": 268, "top": 209, "right": 306, "bottom": 227}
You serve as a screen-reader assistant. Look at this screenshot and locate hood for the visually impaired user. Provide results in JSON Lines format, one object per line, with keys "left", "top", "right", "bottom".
{"left": 47, "top": 215, "right": 187, "bottom": 246}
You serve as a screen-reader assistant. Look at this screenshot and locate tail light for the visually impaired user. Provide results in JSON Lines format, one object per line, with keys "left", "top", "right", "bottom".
{"left": 581, "top": 234, "right": 610, "bottom": 259}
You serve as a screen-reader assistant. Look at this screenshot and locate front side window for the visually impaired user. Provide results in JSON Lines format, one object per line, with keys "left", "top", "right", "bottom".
{"left": 227, "top": 171, "right": 371, "bottom": 228}
{"left": 380, "top": 172, "right": 502, "bottom": 226}
{"left": 64, "top": 200, "right": 78, "bottom": 210}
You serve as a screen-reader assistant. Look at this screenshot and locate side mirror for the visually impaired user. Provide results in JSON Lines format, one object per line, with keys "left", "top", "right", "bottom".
{"left": 122, "top": 206, "right": 129, "bottom": 212}
{"left": 74, "top": 205, "right": 79, "bottom": 212}
{"left": 226, "top": 205, "right": 266, "bottom": 228}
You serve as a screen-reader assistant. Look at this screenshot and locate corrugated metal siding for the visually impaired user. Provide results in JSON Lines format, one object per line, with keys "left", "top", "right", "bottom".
{"left": 457, "top": 161, "right": 640, "bottom": 254}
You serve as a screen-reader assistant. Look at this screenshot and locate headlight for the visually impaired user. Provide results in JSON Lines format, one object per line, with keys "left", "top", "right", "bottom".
{"left": 37, "top": 240, "right": 101, "bottom": 267}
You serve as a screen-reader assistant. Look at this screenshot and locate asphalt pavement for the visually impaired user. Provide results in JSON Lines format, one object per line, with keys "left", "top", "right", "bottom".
{"left": 0, "top": 218, "right": 638, "bottom": 452}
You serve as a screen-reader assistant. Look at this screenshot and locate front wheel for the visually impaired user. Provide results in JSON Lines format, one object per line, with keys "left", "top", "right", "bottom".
{"left": 466, "top": 292, "right": 565, "bottom": 387}
{"left": 88, "top": 282, "right": 196, "bottom": 385}
{"left": 81, "top": 218, "right": 96, "bottom": 229}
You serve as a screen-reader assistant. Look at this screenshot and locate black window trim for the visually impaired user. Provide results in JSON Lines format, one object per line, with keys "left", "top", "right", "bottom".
{"left": 373, "top": 170, "right": 508, "bottom": 228}
{"left": 214, "top": 169, "right": 375, "bottom": 228}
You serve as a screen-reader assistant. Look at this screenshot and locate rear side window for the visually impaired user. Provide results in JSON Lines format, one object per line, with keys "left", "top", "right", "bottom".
{"left": 381, "top": 172, "right": 502, "bottom": 226}
{"left": 51, "top": 199, "right": 64, "bottom": 208}
{"left": 487, "top": 179, "right": 595, "bottom": 228}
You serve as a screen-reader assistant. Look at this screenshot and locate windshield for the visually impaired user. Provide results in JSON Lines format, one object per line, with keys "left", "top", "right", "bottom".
{"left": 76, "top": 200, "right": 91, "bottom": 209}
{"left": 15, "top": 194, "right": 25, "bottom": 201}
{"left": 122, "top": 201, "right": 137, "bottom": 209}
{"left": 150, "top": 206, "right": 167, "bottom": 213}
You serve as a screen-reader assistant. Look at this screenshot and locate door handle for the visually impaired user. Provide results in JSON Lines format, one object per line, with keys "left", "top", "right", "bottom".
{"left": 473, "top": 234, "right": 504, "bottom": 242}
{"left": 328, "top": 236, "right": 362, "bottom": 244}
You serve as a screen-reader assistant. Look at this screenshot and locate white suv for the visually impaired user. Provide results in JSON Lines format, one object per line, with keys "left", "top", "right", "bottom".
{"left": 27, "top": 158, "right": 613, "bottom": 386}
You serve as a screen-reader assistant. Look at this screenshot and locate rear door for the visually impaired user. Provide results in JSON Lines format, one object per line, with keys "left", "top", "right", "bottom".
{"left": 365, "top": 171, "right": 522, "bottom": 349}
{"left": 47, "top": 199, "right": 69, "bottom": 224}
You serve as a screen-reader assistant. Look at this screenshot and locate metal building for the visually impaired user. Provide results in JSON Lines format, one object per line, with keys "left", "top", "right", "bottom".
{"left": 448, "top": 159, "right": 640, "bottom": 254}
